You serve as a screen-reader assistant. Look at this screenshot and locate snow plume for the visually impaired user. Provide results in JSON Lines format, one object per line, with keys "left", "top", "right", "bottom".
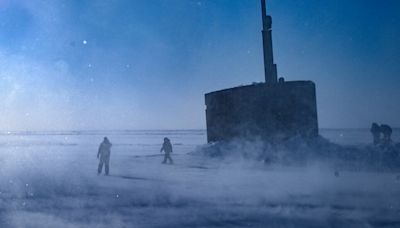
{"left": 195, "top": 135, "right": 400, "bottom": 171}
{"left": 193, "top": 136, "right": 328, "bottom": 162}
{"left": 0, "top": 131, "right": 399, "bottom": 227}
{"left": 0, "top": 143, "right": 143, "bottom": 228}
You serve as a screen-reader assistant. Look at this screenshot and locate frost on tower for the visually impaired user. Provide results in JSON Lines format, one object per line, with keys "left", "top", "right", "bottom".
{"left": 205, "top": 0, "right": 319, "bottom": 143}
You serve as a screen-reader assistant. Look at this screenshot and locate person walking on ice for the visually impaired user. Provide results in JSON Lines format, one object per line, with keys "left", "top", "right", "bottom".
{"left": 97, "top": 137, "right": 112, "bottom": 175}
{"left": 160, "top": 137, "right": 173, "bottom": 164}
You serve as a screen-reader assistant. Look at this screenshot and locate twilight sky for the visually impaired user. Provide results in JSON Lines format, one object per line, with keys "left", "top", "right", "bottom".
{"left": 0, "top": 0, "right": 399, "bottom": 131}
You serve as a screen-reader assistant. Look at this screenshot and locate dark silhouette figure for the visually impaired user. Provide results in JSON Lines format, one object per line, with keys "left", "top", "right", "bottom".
{"left": 380, "top": 124, "right": 393, "bottom": 145}
{"left": 160, "top": 137, "right": 173, "bottom": 164}
{"left": 370, "top": 123, "right": 381, "bottom": 145}
{"left": 97, "top": 137, "right": 112, "bottom": 175}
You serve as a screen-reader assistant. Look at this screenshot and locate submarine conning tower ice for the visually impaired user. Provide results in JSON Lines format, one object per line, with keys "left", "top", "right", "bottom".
{"left": 205, "top": 0, "right": 319, "bottom": 143}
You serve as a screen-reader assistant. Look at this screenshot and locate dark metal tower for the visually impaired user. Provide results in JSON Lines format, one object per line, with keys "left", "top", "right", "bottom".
{"left": 261, "top": 0, "right": 278, "bottom": 83}
{"left": 204, "top": 0, "right": 319, "bottom": 143}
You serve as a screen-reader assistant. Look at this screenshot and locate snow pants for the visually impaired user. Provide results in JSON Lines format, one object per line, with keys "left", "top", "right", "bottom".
{"left": 162, "top": 153, "right": 173, "bottom": 164}
{"left": 98, "top": 155, "right": 110, "bottom": 175}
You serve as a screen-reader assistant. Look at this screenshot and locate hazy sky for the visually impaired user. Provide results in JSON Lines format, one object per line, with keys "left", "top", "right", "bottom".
{"left": 0, "top": 0, "right": 399, "bottom": 131}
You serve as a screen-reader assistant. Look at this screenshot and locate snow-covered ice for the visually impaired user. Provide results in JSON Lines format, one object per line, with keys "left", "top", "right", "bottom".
{"left": 0, "top": 130, "right": 399, "bottom": 227}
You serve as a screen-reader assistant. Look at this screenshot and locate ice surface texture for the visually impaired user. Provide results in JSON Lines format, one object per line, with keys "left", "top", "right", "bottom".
{"left": 0, "top": 130, "right": 399, "bottom": 228}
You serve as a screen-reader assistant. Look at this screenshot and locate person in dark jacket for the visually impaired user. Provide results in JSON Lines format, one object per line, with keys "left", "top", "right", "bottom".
{"left": 380, "top": 124, "right": 393, "bottom": 145}
{"left": 97, "top": 137, "right": 112, "bottom": 175}
{"left": 160, "top": 137, "right": 173, "bottom": 164}
{"left": 370, "top": 123, "right": 381, "bottom": 145}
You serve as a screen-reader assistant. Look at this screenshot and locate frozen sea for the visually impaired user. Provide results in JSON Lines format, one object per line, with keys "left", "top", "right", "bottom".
{"left": 0, "top": 129, "right": 399, "bottom": 228}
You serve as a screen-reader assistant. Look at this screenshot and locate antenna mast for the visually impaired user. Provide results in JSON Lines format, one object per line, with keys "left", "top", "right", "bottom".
{"left": 261, "top": 0, "right": 278, "bottom": 83}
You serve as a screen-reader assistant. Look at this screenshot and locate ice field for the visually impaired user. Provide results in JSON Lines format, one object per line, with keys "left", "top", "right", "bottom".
{"left": 0, "top": 129, "right": 399, "bottom": 228}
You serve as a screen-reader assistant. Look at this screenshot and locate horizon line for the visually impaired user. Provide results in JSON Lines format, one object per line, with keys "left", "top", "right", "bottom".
{"left": 0, "top": 127, "right": 399, "bottom": 132}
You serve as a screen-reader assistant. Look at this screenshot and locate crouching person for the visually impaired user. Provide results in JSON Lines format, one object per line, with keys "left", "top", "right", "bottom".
{"left": 97, "top": 137, "right": 112, "bottom": 175}
{"left": 160, "top": 137, "right": 173, "bottom": 164}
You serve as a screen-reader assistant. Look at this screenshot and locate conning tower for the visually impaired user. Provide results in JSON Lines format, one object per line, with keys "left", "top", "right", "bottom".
{"left": 205, "top": 0, "right": 319, "bottom": 143}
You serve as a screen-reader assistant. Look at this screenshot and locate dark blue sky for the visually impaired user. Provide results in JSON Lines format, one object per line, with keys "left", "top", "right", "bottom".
{"left": 0, "top": 0, "right": 399, "bottom": 130}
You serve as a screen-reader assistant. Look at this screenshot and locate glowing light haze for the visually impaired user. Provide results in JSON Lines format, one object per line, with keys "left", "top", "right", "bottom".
{"left": 0, "top": 0, "right": 399, "bottom": 131}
